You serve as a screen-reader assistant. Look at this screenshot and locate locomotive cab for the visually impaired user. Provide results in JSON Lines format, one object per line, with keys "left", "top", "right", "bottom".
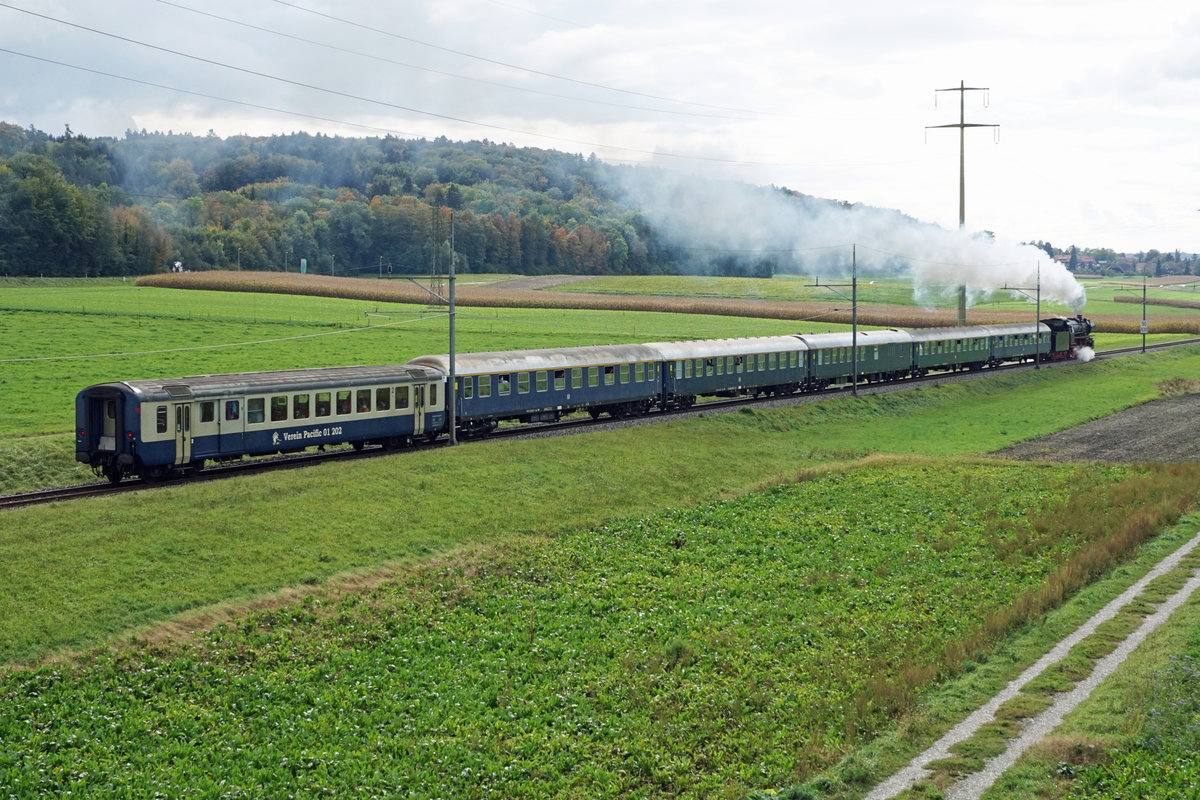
{"left": 1040, "top": 315, "right": 1095, "bottom": 360}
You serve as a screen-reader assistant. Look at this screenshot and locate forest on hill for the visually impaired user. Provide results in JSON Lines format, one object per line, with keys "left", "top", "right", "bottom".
{"left": 0, "top": 122, "right": 852, "bottom": 280}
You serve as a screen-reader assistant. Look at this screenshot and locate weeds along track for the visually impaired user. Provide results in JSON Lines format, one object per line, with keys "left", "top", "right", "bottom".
{"left": 865, "top": 528, "right": 1200, "bottom": 800}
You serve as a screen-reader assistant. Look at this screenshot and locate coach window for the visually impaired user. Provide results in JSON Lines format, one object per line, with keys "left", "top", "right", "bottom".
{"left": 337, "top": 390, "right": 351, "bottom": 415}
{"left": 617, "top": 364, "right": 628, "bottom": 384}
{"left": 200, "top": 402, "right": 215, "bottom": 423}
{"left": 554, "top": 370, "right": 566, "bottom": 391}
{"left": 429, "top": 384, "right": 439, "bottom": 407}
{"left": 499, "top": 375, "right": 511, "bottom": 396}
{"left": 294, "top": 394, "right": 310, "bottom": 420}
{"left": 634, "top": 363, "right": 645, "bottom": 382}
{"left": 478, "top": 376, "right": 491, "bottom": 397}
{"left": 356, "top": 390, "right": 372, "bottom": 413}
{"left": 316, "top": 393, "right": 331, "bottom": 417}
{"left": 376, "top": 388, "right": 391, "bottom": 411}
{"left": 603, "top": 366, "right": 615, "bottom": 386}
{"left": 536, "top": 371, "right": 548, "bottom": 392}
{"left": 518, "top": 373, "right": 531, "bottom": 394}
{"left": 587, "top": 367, "right": 599, "bottom": 387}
{"left": 156, "top": 406, "right": 168, "bottom": 434}
{"left": 271, "top": 396, "right": 288, "bottom": 422}
{"left": 462, "top": 378, "right": 473, "bottom": 400}
{"left": 225, "top": 400, "right": 240, "bottom": 421}
{"left": 248, "top": 398, "right": 265, "bottom": 424}
{"left": 395, "top": 386, "right": 410, "bottom": 410}
{"left": 570, "top": 369, "right": 581, "bottom": 389}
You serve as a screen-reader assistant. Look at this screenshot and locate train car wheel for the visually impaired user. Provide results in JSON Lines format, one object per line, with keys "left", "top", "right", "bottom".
{"left": 103, "top": 465, "right": 124, "bottom": 484}
{"left": 140, "top": 465, "right": 169, "bottom": 483}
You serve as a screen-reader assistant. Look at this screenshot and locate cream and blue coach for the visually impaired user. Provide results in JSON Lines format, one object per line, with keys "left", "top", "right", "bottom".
{"left": 75, "top": 365, "right": 444, "bottom": 482}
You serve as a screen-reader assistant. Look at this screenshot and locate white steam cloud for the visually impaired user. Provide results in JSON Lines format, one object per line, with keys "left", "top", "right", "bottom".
{"left": 610, "top": 168, "right": 1087, "bottom": 313}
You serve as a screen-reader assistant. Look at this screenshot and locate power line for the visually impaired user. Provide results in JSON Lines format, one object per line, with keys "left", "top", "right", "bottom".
{"left": 157, "top": 0, "right": 754, "bottom": 122}
{"left": 271, "top": 0, "right": 771, "bottom": 117}
{"left": 0, "top": 3, "right": 784, "bottom": 166}
{"left": 0, "top": 46, "right": 418, "bottom": 139}
{"left": 927, "top": 80, "right": 1000, "bottom": 325}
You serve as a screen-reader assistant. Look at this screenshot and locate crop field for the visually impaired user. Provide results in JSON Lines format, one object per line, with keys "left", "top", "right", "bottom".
{"left": 4, "top": 278, "right": 1200, "bottom": 798}
{"left": 4, "top": 459, "right": 1199, "bottom": 798}
{"left": 552, "top": 274, "right": 1200, "bottom": 317}
{"left": 0, "top": 279, "right": 808, "bottom": 439}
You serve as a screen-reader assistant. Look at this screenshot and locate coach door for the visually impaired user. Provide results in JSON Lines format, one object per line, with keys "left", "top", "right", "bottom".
{"left": 100, "top": 398, "right": 119, "bottom": 451}
{"left": 173, "top": 404, "right": 192, "bottom": 465}
{"left": 412, "top": 385, "right": 426, "bottom": 436}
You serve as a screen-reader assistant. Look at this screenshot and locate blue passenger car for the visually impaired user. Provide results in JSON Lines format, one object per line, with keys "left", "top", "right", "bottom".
{"left": 649, "top": 336, "right": 810, "bottom": 408}
{"left": 75, "top": 365, "right": 445, "bottom": 482}
{"left": 409, "top": 344, "right": 665, "bottom": 435}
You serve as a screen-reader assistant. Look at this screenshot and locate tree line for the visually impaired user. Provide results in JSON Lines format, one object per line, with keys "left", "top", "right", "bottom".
{"left": 0, "top": 124, "right": 707, "bottom": 279}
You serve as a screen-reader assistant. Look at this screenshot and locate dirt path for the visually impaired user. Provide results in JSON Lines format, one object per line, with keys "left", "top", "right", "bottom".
{"left": 865, "top": 529, "right": 1200, "bottom": 800}
{"left": 995, "top": 393, "right": 1200, "bottom": 463}
{"left": 866, "top": 394, "right": 1200, "bottom": 798}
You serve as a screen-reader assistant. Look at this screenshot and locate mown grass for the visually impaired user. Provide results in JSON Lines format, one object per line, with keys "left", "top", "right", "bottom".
{"left": 0, "top": 283, "right": 809, "bottom": 440}
{"left": 3, "top": 459, "right": 1197, "bottom": 799}
{"left": 6, "top": 279, "right": 1200, "bottom": 797}
{"left": 6, "top": 344, "right": 1200, "bottom": 661}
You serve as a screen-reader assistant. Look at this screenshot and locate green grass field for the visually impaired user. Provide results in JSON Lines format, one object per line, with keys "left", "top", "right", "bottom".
{"left": 4, "top": 460, "right": 1192, "bottom": 799}
{"left": 3, "top": 279, "right": 1200, "bottom": 798}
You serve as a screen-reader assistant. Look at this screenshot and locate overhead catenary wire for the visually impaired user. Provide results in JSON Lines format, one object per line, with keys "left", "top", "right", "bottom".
{"left": 270, "top": 0, "right": 773, "bottom": 117}
{"left": 0, "top": 3, "right": 787, "bottom": 166}
{"left": 157, "top": 0, "right": 758, "bottom": 122}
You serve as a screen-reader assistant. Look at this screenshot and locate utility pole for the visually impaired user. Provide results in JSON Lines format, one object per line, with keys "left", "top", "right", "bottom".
{"left": 448, "top": 210, "right": 457, "bottom": 446}
{"left": 928, "top": 80, "right": 999, "bottom": 326}
{"left": 812, "top": 245, "right": 859, "bottom": 396}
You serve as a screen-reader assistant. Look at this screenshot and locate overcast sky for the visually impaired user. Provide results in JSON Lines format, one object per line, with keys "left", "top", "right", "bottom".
{"left": 2, "top": 0, "right": 1197, "bottom": 254}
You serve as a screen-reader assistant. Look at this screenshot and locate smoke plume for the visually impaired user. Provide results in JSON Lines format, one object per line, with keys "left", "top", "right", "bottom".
{"left": 610, "top": 168, "right": 1087, "bottom": 312}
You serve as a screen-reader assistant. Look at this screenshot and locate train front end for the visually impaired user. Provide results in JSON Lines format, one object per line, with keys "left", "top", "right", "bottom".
{"left": 1042, "top": 315, "right": 1095, "bottom": 360}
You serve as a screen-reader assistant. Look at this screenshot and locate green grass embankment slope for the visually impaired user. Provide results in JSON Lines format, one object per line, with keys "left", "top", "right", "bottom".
{"left": 3, "top": 346, "right": 1200, "bottom": 798}
{"left": 5, "top": 345, "right": 1199, "bottom": 667}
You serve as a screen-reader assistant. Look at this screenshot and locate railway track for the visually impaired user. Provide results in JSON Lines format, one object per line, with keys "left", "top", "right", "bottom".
{"left": 5, "top": 337, "right": 1199, "bottom": 510}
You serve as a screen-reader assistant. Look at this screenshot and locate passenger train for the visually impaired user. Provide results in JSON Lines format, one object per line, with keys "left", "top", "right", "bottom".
{"left": 76, "top": 315, "right": 1094, "bottom": 483}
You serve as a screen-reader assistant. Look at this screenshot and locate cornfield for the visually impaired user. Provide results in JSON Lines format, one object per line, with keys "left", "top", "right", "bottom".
{"left": 136, "top": 271, "right": 1200, "bottom": 333}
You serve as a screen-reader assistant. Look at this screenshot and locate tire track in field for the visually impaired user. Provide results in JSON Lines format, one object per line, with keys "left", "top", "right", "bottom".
{"left": 864, "top": 528, "right": 1200, "bottom": 800}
